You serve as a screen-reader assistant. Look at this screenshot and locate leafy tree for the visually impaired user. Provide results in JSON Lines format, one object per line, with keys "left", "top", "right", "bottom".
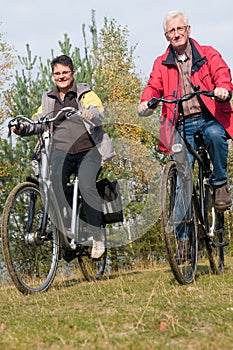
{"left": 91, "top": 12, "right": 142, "bottom": 103}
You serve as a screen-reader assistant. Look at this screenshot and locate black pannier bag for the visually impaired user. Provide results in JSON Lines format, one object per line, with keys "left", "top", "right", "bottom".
{"left": 97, "top": 178, "right": 123, "bottom": 224}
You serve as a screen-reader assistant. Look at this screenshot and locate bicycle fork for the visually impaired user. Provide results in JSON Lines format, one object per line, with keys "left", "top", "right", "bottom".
{"left": 25, "top": 185, "right": 49, "bottom": 246}
{"left": 25, "top": 130, "right": 51, "bottom": 245}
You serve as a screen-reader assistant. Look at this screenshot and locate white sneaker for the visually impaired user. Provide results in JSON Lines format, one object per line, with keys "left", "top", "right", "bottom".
{"left": 91, "top": 233, "right": 105, "bottom": 259}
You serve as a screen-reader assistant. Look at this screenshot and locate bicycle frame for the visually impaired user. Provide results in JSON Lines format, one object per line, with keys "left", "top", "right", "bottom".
{"left": 147, "top": 89, "right": 228, "bottom": 283}
{"left": 8, "top": 107, "right": 84, "bottom": 250}
{"left": 175, "top": 98, "right": 224, "bottom": 241}
{"left": 175, "top": 99, "right": 211, "bottom": 233}
{"left": 148, "top": 89, "right": 218, "bottom": 229}
{"left": 70, "top": 175, "right": 81, "bottom": 250}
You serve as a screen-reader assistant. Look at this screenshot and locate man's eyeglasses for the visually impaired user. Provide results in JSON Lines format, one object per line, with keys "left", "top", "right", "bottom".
{"left": 165, "top": 25, "right": 189, "bottom": 37}
{"left": 53, "top": 70, "right": 72, "bottom": 77}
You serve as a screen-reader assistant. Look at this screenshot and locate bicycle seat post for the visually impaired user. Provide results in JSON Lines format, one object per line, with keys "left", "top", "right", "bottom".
{"left": 70, "top": 176, "right": 79, "bottom": 249}
{"left": 40, "top": 130, "right": 50, "bottom": 181}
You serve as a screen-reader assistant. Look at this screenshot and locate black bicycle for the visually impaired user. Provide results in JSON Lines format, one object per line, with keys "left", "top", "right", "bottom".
{"left": 1, "top": 108, "right": 107, "bottom": 294}
{"left": 148, "top": 89, "right": 230, "bottom": 284}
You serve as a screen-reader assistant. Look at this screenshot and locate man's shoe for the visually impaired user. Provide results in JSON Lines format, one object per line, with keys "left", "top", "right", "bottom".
{"left": 215, "top": 184, "right": 232, "bottom": 211}
{"left": 91, "top": 233, "right": 105, "bottom": 259}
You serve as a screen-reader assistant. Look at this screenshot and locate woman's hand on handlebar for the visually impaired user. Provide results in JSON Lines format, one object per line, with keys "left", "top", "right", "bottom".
{"left": 83, "top": 109, "right": 94, "bottom": 120}
{"left": 8, "top": 118, "right": 25, "bottom": 136}
{"left": 8, "top": 124, "right": 22, "bottom": 137}
{"left": 11, "top": 124, "right": 24, "bottom": 135}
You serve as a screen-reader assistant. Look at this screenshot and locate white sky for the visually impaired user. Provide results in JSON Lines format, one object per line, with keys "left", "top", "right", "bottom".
{"left": 1, "top": 0, "right": 233, "bottom": 78}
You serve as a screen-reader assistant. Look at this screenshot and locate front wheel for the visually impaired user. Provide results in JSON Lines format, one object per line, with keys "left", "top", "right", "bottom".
{"left": 1, "top": 182, "right": 60, "bottom": 294}
{"left": 161, "top": 161, "right": 198, "bottom": 284}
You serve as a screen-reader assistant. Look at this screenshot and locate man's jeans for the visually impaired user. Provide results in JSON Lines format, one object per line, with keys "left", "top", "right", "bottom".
{"left": 181, "top": 114, "right": 228, "bottom": 186}
{"left": 174, "top": 114, "right": 228, "bottom": 240}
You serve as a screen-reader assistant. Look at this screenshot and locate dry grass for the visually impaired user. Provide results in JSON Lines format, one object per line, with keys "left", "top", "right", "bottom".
{"left": 0, "top": 257, "right": 233, "bottom": 349}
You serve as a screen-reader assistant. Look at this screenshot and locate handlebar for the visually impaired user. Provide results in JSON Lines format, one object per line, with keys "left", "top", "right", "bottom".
{"left": 147, "top": 89, "right": 216, "bottom": 109}
{"left": 7, "top": 107, "right": 95, "bottom": 136}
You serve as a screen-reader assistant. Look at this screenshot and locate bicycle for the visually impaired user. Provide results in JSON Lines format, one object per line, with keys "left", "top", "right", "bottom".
{"left": 148, "top": 88, "right": 231, "bottom": 284}
{"left": 1, "top": 107, "right": 108, "bottom": 294}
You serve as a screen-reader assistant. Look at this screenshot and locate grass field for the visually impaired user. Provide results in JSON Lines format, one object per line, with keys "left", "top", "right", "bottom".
{"left": 0, "top": 257, "right": 233, "bottom": 350}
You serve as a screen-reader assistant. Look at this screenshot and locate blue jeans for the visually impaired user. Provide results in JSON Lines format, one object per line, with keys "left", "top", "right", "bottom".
{"left": 175, "top": 114, "right": 228, "bottom": 240}
{"left": 181, "top": 114, "right": 228, "bottom": 186}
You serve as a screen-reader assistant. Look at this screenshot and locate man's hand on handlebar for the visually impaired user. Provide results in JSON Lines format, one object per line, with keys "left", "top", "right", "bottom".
{"left": 138, "top": 101, "right": 154, "bottom": 116}
{"left": 214, "top": 87, "right": 231, "bottom": 101}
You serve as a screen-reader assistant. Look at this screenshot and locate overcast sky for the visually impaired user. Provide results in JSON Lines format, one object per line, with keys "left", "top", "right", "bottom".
{"left": 1, "top": 0, "right": 233, "bottom": 78}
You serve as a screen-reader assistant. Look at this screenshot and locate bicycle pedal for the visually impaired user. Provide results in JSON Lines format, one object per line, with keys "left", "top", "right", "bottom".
{"left": 218, "top": 241, "right": 229, "bottom": 248}
{"left": 210, "top": 240, "right": 229, "bottom": 248}
{"left": 214, "top": 227, "right": 225, "bottom": 234}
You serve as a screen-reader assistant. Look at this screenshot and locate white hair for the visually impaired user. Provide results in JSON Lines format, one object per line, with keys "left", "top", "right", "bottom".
{"left": 163, "top": 11, "right": 189, "bottom": 32}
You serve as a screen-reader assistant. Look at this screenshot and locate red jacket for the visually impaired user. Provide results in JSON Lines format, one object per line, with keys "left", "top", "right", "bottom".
{"left": 140, "top": 38, "right": 233, "bottom": 153}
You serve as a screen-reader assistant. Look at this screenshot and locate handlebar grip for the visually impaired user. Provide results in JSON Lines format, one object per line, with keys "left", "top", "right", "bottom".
{"left": 214, "top": 96, "right": 225, "bottom": 102}
{"left": 147, "top": 98, "right": 158, "bottom": 109}
{"left": 202, "top": 90, "right": 231, "bottom": 102}
{"left": 214, "top": 93, "right": 231, "bottom": 103}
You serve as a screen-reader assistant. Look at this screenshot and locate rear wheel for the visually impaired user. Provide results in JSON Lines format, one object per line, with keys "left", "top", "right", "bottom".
{"left": 161, "top": 161, "right": 198, "bottom": 284}
{"left": 204, "top": 187, "right": 225, "bottom": 274}
{"left": 1, "top": 182, "right": 60, "bottom": 294}
{"left": 76, "top": 201, "right": 107, "bottom": 281}
{"left": 78, "top": 248, "right": 107, "bottom": 281}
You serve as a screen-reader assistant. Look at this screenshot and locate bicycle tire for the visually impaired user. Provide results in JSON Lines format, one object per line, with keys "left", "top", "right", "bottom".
{"left": 204, "top": 187, "right": 225, "bottom": 274}
{"left": 1, "top": 182, "right": 60, "bottom": 294}
{"left": 78, "top": 248, "right": 107, "bottom": 281}
{"left": 161, "top": 161, "right": 198, "bottom": 284}
{"left": 76, "top": 201, "right": 107, "bottom": 281}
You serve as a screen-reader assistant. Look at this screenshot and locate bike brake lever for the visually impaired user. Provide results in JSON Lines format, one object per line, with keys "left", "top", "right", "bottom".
{"left": 65, "top": 110, "right": 77, "bottom": 119}
{"left": 64, "top": 108, "right": 81, "bottom": 119}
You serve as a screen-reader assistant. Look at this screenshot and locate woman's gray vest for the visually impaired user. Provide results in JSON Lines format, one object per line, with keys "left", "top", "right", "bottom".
{"left": 27, "top": 83, "right": 115, "bottom": 162}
